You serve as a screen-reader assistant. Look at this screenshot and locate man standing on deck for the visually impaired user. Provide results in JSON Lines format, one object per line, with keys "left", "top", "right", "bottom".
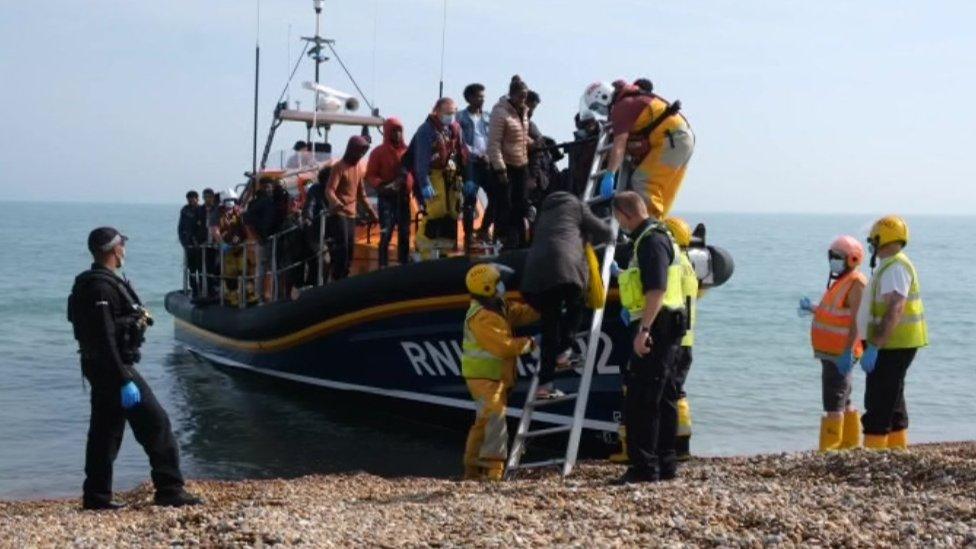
{"left": 178, "top": 190, "right": 207, "bottom": 298}
{"left": 366, "top": 117, "right": 412, "bottom": 268}
{"left": 610, "top": 191, "right": 687, "bottom": 483}
{"left": 456, "top": 83, "right": 493, "bottom": 242}
{"left": 326, "top": 135, "right": 378, "bottom": 279}
{"left": 856, "top": 215, "right": 928, "bottom": 450}
{"left": 67, "top": 227, "right": 202, "bottom": 510}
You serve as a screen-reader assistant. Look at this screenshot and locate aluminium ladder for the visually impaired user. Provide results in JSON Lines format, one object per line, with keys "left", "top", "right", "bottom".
{"left": 505, "top": 120, "right": 623, "bottom": 478}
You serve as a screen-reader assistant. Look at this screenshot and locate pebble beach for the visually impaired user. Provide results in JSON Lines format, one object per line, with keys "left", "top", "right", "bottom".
{"left": 2, "top": 442, "right": 974, "bottom": 547}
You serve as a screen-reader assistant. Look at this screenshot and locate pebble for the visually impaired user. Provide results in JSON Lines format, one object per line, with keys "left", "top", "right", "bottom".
{"left": 1, "top": 442, "right": 974, "bottom": 547}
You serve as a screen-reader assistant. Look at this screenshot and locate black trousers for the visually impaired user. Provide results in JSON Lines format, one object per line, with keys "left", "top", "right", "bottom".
{"left": 377, "top": 190, "right": 411, "bottom": 268}
{"left": 673, "top": 346, "right": 693, "bottom": 399}
{"left": 203, "top": 244, "right": 219, "bottom": 296}
{"left": 328, "top": 215, "right": 357, "bottom": 280}
{"left": 83, "top": 369, "right": 184, "bottom": 504}
{"left": 471, "top": 160, "right": 494, "bottom": 236}
{"left": 623, "top": 324, "right": 680, "bottom": 479}
{"left": 523, "top": 284, "right": 585, "bottom": 385}
{"left": 496, "top": 164, "right": 529, "bottom": 249}
{"left": 862, "top": 348, "right": 916, "bottom": 435}
{"left": 304, "top": 217, "right": 326, "bottom": 286}
{"left": 184, "top": 247, "right": 203, "bottom": 296}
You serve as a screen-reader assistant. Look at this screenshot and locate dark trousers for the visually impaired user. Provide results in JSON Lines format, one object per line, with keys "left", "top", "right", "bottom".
{"left": 673, "top": 346, "right": 693, "bottom": 399}
{"left": 203, "top": 244, "right": 219, "bottom": 296}
{"left": 496, "top": 164, "right": 529, "bottom": 249}
{"left": 304, "top": 216, "right": 326, "bottom": 286}
{"left": 523, "top": 284, "right": 585, "bottom": 384}
{"left": 83, "top": 370, "right": 184, "bottom": 504}
{"left": 377, "top": 190, "right": 411, "bottom": 268}
{"left": 623, "top": 324, "right": 680, "bottom": 479}
{"left": 862, "top": 348, "right": 916, "bottom": 435}
{"left": 328, "top": 215, "right": 357, "bottom": 280}
{"left": 184, "top": 247, "right": 203, "bottom": 297}
{"left": 471, "top": 160, "right": 494, "bottom": 237}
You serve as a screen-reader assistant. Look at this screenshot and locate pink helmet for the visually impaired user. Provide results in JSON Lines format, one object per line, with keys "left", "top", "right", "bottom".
{"left": 829, "top": 235, "right": 865, "bottom": 268}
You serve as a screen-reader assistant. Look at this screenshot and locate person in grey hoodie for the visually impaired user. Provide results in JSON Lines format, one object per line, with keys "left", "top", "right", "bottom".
{"left": 520, "top": 191, "right": 613, "bottom": 398}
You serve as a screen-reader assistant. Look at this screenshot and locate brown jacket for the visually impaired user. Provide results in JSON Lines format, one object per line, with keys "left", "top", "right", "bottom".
{"left": 487, "top": 95, "right": 529, "bottom": 170}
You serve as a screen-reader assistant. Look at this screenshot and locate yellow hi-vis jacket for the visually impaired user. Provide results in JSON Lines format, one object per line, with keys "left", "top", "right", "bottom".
{"left": 461, "top": 300, "right": 539, "bottom": 383}
{"left": 868, "top": 252, "right": 928, "bottom": 349}
{"left": 618, "top": 222, "right": 686, "bottom": 319}
{"left": 679, "top": 250, "right": 698, "bottom": 347}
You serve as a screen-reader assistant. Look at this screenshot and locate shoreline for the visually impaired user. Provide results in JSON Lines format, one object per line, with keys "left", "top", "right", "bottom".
{"left": 2, "top": 442, "right": 974, "bottom": 546}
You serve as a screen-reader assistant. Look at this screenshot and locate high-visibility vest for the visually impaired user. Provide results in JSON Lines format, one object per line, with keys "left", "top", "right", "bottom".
{"left": 461, "top": 302, "right": 505, "bottom": 380}
{"left": 618, "top": 222, "right": 685, "bottom": 320}
{"left": 679, "top": 251, "right": 698, "bottom": 347}
{"left": 811, "top": 270, "right": 867, "bottom": 359}
{"left": 868, "top": 252, "right": 928, "bottom": 350}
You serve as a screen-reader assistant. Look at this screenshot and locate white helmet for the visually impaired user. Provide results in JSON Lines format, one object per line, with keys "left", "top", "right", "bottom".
{"left": 580, "top": 81, "right": 614, "bottom": 118}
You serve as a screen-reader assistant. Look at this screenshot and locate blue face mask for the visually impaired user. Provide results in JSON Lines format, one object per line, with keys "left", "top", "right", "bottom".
{"left": 829, "top": 258, "right": 847, "bottom": 276}
{"left": 440, "top": 114, "right": 454, "bottom": 126}
{"left": 496, "top": 281, "right": 505, "bottom": 297}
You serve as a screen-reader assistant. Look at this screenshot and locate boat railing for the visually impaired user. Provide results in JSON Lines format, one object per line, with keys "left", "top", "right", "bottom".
{"left": 182, "top": 209, "right": 330, "bottom": 308}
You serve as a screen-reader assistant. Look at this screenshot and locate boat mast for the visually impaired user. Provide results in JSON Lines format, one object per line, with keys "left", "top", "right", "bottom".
{"left": 307, "top": 0, "right": 330, "bottom": 146}
{"left": 252, "top": 0, "right": 261, "bottom": 182}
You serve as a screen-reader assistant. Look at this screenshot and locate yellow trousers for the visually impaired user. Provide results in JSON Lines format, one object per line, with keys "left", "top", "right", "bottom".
{"left": 631, "top": 128, "right": 695, "bottom": 218}
{"left": 417, "top": 169, "right": 460, "bottom": 258}
{"left": 221, "top": 247, "right": 256, "bottom": 306}
{"left": 464, "top": 378, "right": 509, "bottom": 478}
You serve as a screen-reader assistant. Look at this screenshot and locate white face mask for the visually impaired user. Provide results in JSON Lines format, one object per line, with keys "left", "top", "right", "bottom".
{"left": 496, "top": 281, "right": 505, "bottom": 297}
{"left": 829, "top": 258, "right": 847, "bottom": 275}
{"left": 440, "top": 114, "right": 454, "bottom": 125}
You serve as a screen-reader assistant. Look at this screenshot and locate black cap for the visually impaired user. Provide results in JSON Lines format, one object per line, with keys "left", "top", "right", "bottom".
{"left": 87, "top": 227, "right": 128, "bottom": 255}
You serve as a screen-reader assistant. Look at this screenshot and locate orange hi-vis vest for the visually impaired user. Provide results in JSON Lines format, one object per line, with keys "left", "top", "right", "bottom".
{"left": 811, "top": 270, "right": 867, "bottom": 360}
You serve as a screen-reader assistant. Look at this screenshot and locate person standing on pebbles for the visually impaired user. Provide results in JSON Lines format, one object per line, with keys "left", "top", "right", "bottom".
{"left": 460, "top": 263, "right": 538, "bottom": 481}
{"left": 856, "top": 215, "right": 928, "bottom": 450}
{"left": 610, "top": 192, "right": 688, "bottom": 484}
{"left": 68, "top": 227, "right": 203, "bottom": 510}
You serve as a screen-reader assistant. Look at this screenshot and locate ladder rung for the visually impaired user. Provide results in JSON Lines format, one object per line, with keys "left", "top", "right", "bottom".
{"left": 597, "top": 143, "right": 613, "bottom": 154}
{"left": 527, "top": 393, "right": 578, "bottom": 408}
{"left": 521, "top": 425, "right": 572, "bottom": 439}
{"left": 511, "top": 458, "right": 565, "bottom": 471}
{"left": 586, "top": 195, "right": 611, "bottom": 207}
{"left": 589, "top": 169, "right": 609, "bottom": 180}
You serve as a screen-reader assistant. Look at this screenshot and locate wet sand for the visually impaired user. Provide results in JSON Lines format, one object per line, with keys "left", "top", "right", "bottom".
{"left": 2, "top": 442, "right": 974, "bottom": 547}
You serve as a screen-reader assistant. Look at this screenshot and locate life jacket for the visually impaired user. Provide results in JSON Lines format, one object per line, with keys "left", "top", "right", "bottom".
{"left": 461, "top": 302, "right": 506, "bottom": 380}
{"left": 679, "top": 250, "right": 698, "bottom": 347}
{"left": 620, "top": 91, "right": 688, "bottom": 163}
{"left": 430, "top": 117, "right": 464, "bottom": 172}
{"left": 618, "top": 222, "right": 686, "bottom": 320}
{"left": 811, "top": 270, "right": 867, "bottom": 359}
{"left": 868, "top": 252, "right": 928, "bottom": 349}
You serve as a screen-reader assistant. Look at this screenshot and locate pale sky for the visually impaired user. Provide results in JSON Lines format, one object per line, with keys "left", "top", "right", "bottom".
{"left": 1, "top": 0, "right": 974, "bottom": 214}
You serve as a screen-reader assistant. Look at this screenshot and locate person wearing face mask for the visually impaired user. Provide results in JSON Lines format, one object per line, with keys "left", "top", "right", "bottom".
{"left": 456, "top": 83, "right": 494, "bottom": 242}
{"left": 855, "top": 216, "right": 928, "bottom": 450}
{"left": 326, "top": 135, "right": 378, "bottom": 279}
{"left": 799, "top": 235, "right": 867, "bottom": 451}
{"left": 460, "top": 263, "right": 539, "bottom": 481}
{"left": 488, "top": 75, "right": 532, "bottom": 249}
{"left": 408, "top": 97, "right": 468, "bottom": 259}
{"left": 366, "top": 117, "right": 413, "bottom": 267}
{"left": 67, "top": 228, "right": 202, "bottom": 510}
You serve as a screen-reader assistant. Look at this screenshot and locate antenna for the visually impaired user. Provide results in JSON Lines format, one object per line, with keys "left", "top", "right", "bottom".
{"left": 252, "top": 0, "right": 261, "bottom": 181}
{"left": 438, "top": 0, "right": 447, "bottom": 99}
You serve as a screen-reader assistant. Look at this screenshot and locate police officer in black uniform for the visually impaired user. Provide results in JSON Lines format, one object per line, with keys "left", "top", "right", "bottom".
{"left": 68, "top": 227, "right": 202, "bottom": 510}
{"left": 610, "top": 192, "right": 686, "bottom": 484}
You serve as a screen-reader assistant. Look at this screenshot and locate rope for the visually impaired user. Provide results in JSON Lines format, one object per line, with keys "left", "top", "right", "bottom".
{"left": 273, "top": 42, "right": 310, "bottom": 108}
{"left": 326, "top": 42, "right": 375, "bottom": 112}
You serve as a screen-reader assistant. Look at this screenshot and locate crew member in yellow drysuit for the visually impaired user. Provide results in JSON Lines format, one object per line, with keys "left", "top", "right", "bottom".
{"left": 461, "top": 263, "right": 538, "bottom": 480}
{"left": 583, "top": 80, "right": 694, "bottom": 218}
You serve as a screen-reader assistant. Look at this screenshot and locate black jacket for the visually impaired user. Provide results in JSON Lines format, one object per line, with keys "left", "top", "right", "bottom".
{"left": 243, "top": 193, "right": 278, "bottom": 239}
{"left": 178, "top": 205, "right": 207, "bottom": 247}
{"left": 520, "top": 191, "right": 613, "bottom": 294}
{"left": 67, "top": 265, "right": 146, "bottom": 387}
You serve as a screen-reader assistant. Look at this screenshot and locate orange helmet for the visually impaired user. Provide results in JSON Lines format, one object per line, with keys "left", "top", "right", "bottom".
{"left": 829, "top": 235, "right": 864, "bottom": 269}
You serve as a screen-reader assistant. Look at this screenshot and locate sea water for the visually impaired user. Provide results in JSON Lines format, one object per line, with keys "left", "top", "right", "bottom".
{"left": 0, "top": 202, "right": 973, "bottom": 499}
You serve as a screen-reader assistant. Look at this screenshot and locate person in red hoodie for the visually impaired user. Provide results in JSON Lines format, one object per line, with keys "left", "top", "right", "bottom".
{"left": 366, "top": 117, "right": 412, "bottom": 267}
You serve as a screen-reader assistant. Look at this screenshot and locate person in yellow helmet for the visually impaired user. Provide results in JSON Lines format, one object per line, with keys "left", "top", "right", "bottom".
{"left": 854, "top": 215, "right": 927, "bottom": 450}
{"left": 461, "top": 263, "right": 539, "bottom": 480}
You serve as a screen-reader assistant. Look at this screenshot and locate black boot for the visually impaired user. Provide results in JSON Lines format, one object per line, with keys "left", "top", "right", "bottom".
{"left": 154, "top": 490, "right": 203, "bottom": 507}
{"left": 82, "top": 499, "right": 126, "bottom": 511}
{"left": 610, "top": 467, "right": 657, "bottom": 485}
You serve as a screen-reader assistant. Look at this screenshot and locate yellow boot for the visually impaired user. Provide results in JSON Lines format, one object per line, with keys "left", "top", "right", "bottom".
{"left": 462, "top": 465, "right": 484, "bottom": 480}
{"left": 864, "top": 433, "right": 889, "bottom": 450}
{"left": 608, "top": 426, "right": 629, "bottom": 463}
{"left": 887, "top": 429, "right": 908, "bottom": 451}
{"left": 676, "top": 398, "right": 692, "bottom": 461}
{"left": 482, "top": 459, "right": 505, "bottom": 482}
{"left": 839, "top": 410, "right": 862, "bottom": 450}
{"left": 819, "top": 415, "right": 843, "bottom": 452}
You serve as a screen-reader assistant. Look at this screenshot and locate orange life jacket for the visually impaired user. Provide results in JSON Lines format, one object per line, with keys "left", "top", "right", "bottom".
{"left": 811, "top": 270, "right": 867, "bottom": 358}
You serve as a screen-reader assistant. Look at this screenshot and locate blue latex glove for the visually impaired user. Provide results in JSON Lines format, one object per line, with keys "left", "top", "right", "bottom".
{"left": 620, "top": 308, "right": 631, "bottom": 326}
{"left": 835, "top": 349, "right": 854, "bottom": 376}
{"left": 599, "top": 172, "right": 616, "bottom": 199}
{"left": 463, "top": 180, "right": 478, "bottom": 198}
{"left": 120, "top": 381, "right": 141, "bottom": 410}
{"left": 798, "top": 296, "right": 814, "bottom": 313}
{"left": 860, "top": 344, "right": 879, "bottom": 374}
{"left": 421, "top": 184, "right": 436, "bottom": 201}
{"left": 609, "top": 261, "right": 621, "bottom": 278}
